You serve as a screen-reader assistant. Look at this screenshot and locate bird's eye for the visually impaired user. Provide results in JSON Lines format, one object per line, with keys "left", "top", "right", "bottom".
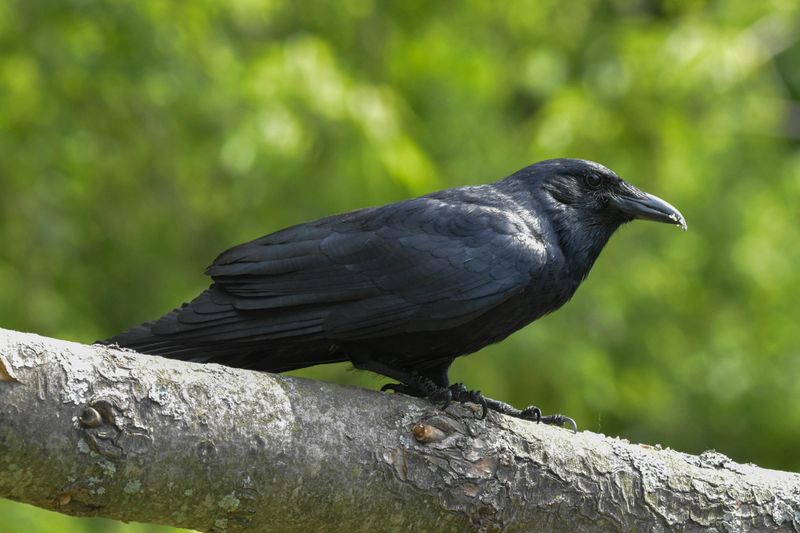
{"left": 584, "top": 173, "right": 603, "bottom": 189}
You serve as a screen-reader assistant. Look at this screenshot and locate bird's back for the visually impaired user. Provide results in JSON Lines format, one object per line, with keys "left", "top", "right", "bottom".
{"left": 100, "top": 182, "right": 572, "bottom": 372}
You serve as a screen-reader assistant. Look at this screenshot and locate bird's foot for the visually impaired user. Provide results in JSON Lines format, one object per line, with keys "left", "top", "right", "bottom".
{"left": 381, "top": 380, "right": 576, "bottom": 431}
{"left": 369, "top": 361, "right": 576, "bottom": 431}
{"left": 381, "top": 381, "right": 486, "bottom": 417}
{"left": 539, "top": 413, "right": 578, "bottom": 431}
{"left": 445, "top": 383, "right": 488, "bottom": 419}
{"left": 485, "top": 398, "right": 577, "bottom": 432}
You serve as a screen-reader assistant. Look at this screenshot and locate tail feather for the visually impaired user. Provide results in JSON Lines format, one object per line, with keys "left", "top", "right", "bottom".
{"left": 97, "top": 305, "right": 197, "bottom": 357}
{"left": 97, "top": 304, "right": 346, "bottom": 372}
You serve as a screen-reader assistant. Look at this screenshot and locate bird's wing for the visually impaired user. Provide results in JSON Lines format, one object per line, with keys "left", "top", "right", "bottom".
{"left": 152, "top": 196, "right": 547, "bottom": 343}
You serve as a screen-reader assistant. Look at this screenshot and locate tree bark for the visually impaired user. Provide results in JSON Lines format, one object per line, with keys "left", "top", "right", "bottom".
{"left": 0, "top": 328, "right": 798, "bottom": 532}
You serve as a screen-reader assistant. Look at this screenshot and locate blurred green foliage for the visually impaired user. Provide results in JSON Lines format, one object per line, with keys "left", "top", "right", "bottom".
{"left": 2, "top": 0, "right": 800, "bottom": 530}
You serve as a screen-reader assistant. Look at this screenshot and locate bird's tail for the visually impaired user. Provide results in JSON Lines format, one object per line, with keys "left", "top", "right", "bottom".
{"left": 97, "top": 303, "right": 344, "bottom": 373}
{"left": 97, "top": 304, "right": 214, "bottom": 360}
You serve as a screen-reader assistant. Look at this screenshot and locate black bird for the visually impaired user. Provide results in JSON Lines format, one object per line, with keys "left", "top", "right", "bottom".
{"left": 101, "top": 159, "right": 686, "bottom": 429}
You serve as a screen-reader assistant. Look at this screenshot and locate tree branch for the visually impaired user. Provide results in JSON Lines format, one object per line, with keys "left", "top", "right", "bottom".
{"left": 0, "top": 328, "right": 798, "bottom": 532}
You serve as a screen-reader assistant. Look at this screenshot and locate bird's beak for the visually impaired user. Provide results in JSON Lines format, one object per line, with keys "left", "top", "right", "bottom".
{"left": 610, "top": 186, "right": 687, "bottom": 231}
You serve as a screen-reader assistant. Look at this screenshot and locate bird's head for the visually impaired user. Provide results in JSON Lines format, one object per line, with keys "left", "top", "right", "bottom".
{"left": 527, "top": 158, "right": 687, "bottom": 232}
{"left": 502, "top": 158, "right": 686, "bottom": 279}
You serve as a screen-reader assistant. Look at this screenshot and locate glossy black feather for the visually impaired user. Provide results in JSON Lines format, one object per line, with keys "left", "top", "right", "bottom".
{"left": 102, "top": 159, "right": 679, "bottom": 380}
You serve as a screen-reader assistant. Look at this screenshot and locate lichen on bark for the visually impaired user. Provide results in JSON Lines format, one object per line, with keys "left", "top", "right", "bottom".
{"left": 1, "top": 328, "right": 799, "bottom": 532}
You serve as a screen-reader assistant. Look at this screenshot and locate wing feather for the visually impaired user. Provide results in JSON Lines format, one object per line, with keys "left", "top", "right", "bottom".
{"left": 156, "top": 197, "right": 546, "bottom": 344}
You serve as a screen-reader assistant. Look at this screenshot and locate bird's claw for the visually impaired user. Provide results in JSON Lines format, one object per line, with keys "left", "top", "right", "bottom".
{"left": 539, "top": 413, "right": 578, "bottom": 433}
{"left": 423, "top": 383, "right": 488, "bottom": 418}
{"left": 428, "top": 387, "right": 453, "bottom": 410}
{"left": 515, "top": 405, "right": 577, "bottom": 432}
{"left": 381, "top": 382, "right": 401, "bottom": 393}
{"left": 520, "top": 405, "right": 542, "bottom": 422}
{"left": 446, "top": 383, "right": 488, "bottom": 419}
{"left": 381, "top": 383, "right": 424, "bottom": 397}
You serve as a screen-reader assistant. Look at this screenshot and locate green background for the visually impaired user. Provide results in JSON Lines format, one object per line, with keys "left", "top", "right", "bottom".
{"left": 2, "top": 0, "right": 799, "bottom": 530}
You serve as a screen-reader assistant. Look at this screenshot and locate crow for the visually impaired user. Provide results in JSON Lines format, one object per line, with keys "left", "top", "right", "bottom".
{"left": 101, "top": 158, "right": 686, "bottom": 429}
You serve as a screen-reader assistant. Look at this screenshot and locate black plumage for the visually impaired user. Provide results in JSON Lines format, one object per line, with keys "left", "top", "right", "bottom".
{"left": 101, "top": 159, "right": 686, "bottom": 427}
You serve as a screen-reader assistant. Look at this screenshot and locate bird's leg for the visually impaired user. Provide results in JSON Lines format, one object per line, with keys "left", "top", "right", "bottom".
{"left": 352, "top": 360, "right": 452, "bottom": 405}
{"left": 381, "top": 379, "right": 484, "bottom": 413}
{"left": 355, "top": 360, "right": 480, "bottom": 412}
{"left": 355, "top": 360, "right": 576, "bottom": 431}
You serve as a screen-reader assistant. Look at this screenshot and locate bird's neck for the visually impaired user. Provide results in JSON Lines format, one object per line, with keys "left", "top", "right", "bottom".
{"left": 539, "top": 196, "right": 621, "bottom": 283}
{"left": 554, "top": 218, "right": 618, "bottom": 283}
{"left": 495, "top": 177, "right": 621, "bottom": 283}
